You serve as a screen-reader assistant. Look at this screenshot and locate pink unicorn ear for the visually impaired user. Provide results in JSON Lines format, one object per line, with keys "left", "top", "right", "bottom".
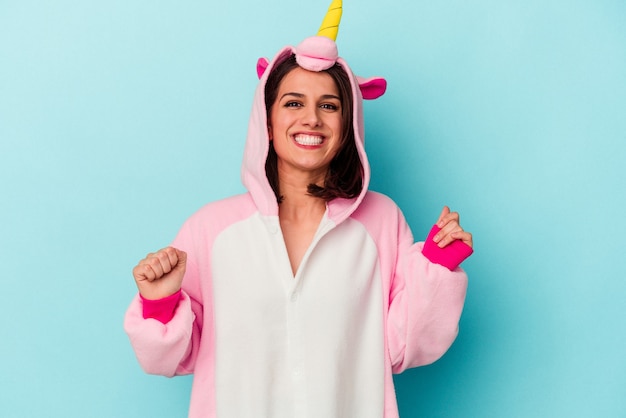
{"left": 356, "top": 76, "right": 387, "bottom": 100}
{"left": 257, "top": 57, "right": 270, "bottom": 79}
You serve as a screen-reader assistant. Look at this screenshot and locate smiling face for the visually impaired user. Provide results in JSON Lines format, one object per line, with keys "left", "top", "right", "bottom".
{"left": 268, "top": 66, "right": 344, "bottom": 185}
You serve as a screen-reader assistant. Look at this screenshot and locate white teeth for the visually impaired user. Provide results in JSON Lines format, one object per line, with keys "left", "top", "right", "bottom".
{"left": 294, "top": 134, "right": 323, "bottom": 146}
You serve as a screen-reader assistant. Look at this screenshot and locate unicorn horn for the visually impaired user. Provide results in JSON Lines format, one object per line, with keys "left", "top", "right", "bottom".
{"left": 317, "top": 0, "right": 343, "bottom": 41}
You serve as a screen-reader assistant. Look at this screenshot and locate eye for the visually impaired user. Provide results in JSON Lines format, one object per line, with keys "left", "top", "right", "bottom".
{"left": 320, "top": 103, "right": 339, "bottom": 111}
{"left": 284, "top": 101, "right": 303, "bottom": 108}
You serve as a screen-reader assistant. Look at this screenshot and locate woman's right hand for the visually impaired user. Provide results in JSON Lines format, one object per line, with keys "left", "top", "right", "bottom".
{"left": 132, "top": 247, "right": 187, "bottom": 300}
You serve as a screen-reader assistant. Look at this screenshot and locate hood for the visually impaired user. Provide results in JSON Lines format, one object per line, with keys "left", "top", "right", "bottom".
{"left": 241, "top": 6, "right": 386, "bottom": 225}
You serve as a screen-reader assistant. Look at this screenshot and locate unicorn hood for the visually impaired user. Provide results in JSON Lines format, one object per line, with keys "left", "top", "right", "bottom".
{"left": 241, "top": 0, "right": 387, "bottom": 225}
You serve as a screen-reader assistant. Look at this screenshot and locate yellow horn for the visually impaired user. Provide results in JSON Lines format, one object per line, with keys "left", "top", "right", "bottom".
{"left": 317, "top": 0, "right": 343, "bottom": 41}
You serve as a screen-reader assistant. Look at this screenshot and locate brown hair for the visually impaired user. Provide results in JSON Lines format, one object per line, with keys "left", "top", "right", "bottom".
{"left": 264, "top": 55, "right": 362, "bottom": 203}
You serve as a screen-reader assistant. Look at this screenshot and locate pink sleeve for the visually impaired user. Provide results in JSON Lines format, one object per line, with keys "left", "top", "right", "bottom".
{"left": 140, "top": 290, "right": 182, "bottom": 324}
{"left": 352, "top": 193, "right": 469, "bottom": 373}
{"left": 421, "top": 225, "right": 473, "bottom": 270}
{"left": 388, "top": 242, "right": 468, "bottom": 373}
{"left": 384, "top": 206, "right": 468, "bottom": 373}
{"left": 124, "top": 291, "right": 197, "bottom": 377}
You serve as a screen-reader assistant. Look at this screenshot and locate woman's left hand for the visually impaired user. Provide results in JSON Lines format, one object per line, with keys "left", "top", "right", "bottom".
{"left": 433, "top": 206, "right": 473, "bottom": 249}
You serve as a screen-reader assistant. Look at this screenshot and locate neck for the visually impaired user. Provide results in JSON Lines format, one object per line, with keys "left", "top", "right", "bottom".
{"left": 277, "top": 169, "right": 327, "bottom": 222}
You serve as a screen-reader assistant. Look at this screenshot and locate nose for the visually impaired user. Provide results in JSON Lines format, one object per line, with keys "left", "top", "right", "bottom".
{"left": 301, "top": 106, "right": 322, "bottom": 127}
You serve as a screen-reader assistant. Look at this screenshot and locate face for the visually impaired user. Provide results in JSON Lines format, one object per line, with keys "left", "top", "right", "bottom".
{"left": 268, "top": 66, "right": 343, "bottom": 182}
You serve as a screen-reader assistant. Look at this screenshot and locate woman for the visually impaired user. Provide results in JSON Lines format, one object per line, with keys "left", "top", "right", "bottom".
{"left": 265, "top": 55, "right": 361, "bottom": 275}
{"left": 124, "top": 3, "right": 473, "bottom": 417}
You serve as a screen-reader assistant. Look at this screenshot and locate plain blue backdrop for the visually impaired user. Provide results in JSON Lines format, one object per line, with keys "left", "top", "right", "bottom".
{"left": 1, "top": 0, "right": 625, "bottom": 417}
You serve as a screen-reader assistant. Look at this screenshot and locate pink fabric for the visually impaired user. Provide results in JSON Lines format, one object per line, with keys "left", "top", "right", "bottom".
{"left": 295, "top": 36, "right": 338, "bottom": 71}
{"left": 125, "top": 192, "right": 469, "bottom": 418}
{"left": 126, "top": 35, "right": 469, "bottom": 418}
{"left": 356, "top": 76, "right": 387, "bottom": 100}
{"left": 141, "top": 290, "right": 182, "bottom": 324}
{"left": 124, "top": 291, "right": 197, "bottom": 378}
{"left": 351, "top": 192, "right": 468, "bottom": 416}
{"left": 125, "top": 195, "right": 259, "bottom": 416}
{"left": 256, "top": 38, "right": 387, "bottom": 102}
{"left": 422, "top": 225, "right": 474, "bottom": 270}
{"left": 256, "top": 57, "right": 269, "bottom": 79}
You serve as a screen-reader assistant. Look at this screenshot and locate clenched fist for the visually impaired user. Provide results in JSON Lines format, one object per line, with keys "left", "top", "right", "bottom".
{"left": 432, "top": 206, "right": 473, "bottom": 248}
{"left": 132, "top": 247, "right": 187, "bottom": 300}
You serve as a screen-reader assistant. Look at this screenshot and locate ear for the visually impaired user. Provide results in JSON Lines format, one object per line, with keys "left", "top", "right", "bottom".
{"left": 257, "top": 57, "right": 270, "bottom": 79}
{"left": 356, "top": 76, "right": 387, "bottom": 100}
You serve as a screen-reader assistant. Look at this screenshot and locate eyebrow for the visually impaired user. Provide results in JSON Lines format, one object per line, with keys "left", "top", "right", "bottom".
{"left": 280, "top": 92, "right": 341, "bottom": 101}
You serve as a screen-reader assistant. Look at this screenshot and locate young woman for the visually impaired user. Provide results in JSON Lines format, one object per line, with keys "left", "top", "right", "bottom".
{"left": 125, "top": 3, "right": 473, "bottom": 417}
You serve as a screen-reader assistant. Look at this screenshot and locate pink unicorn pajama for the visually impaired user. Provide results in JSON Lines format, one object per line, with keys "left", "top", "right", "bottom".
{"left": 124, "top": 1, "right": 472, "bottom": 416}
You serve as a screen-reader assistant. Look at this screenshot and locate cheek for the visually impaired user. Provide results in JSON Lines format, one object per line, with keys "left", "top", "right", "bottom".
{"left": 332, "top": 116, "right": 345, "bottom": 139}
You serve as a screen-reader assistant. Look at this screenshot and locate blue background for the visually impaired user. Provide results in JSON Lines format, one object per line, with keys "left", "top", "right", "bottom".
{"left": 1, "top": 0, "right": 625, "bottom": 417}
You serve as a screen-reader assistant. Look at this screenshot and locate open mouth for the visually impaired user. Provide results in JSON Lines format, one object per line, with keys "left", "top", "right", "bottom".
{"left": 294, "top": 134, "right": 324, "bottom": 146}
